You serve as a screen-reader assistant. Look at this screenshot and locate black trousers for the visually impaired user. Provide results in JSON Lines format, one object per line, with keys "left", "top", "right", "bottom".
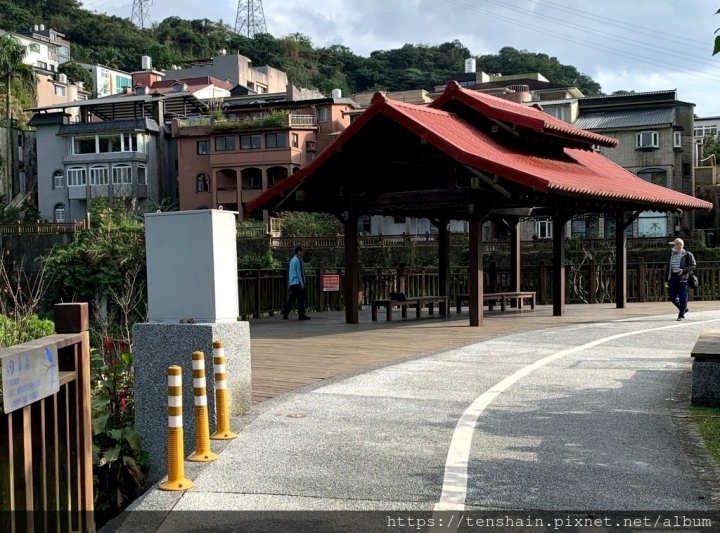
{"left": 284, "top": 284, "right": 306, "bottom": 317}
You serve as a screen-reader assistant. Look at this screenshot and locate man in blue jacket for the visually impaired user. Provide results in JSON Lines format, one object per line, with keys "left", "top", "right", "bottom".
{"left": 283, "top": 245, "right": 310, "bottom": 320}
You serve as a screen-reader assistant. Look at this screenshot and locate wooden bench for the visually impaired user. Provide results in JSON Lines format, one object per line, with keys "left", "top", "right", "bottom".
{"left": 455, "top": 292, "right": 536, "bottom": 313}
{"left": 371, "top": 296, "right": 450, "bottom": 321}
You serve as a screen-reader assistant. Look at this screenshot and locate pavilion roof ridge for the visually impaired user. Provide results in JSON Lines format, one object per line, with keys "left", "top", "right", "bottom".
{"left": 432, "top": 81, "right": 617, "bottom": 148}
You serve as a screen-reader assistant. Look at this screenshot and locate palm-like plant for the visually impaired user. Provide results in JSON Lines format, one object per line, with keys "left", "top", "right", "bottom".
{"left": 0, "top": 35, "right": 37, "bottom": 198}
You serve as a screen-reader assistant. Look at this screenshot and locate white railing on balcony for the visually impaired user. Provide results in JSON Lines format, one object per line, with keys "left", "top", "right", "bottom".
{"left": 289, "top": 115, "right": 316, "bottom": 127}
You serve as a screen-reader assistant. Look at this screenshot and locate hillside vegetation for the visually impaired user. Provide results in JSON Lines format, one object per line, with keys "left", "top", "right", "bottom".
{"left": 1, "top": 0, "right": 603, "bottom": 96}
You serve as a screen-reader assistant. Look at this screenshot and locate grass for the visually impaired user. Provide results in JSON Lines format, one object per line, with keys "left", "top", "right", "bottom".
{"left": 690, "top": 406, "right": 720, "bottom": 465}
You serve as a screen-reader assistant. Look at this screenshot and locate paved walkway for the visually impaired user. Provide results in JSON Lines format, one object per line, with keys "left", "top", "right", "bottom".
{"left": 109, "top": 305, "right": 720, "bottom": 532}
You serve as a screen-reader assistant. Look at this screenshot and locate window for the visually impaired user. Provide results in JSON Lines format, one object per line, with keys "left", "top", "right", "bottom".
{"left": 137, "top": 134, "right": 147, "bottom": 154}
{"left": 673, "top": 131, "right": 682, "bottom": 149}
{"left": 635, "top": 130, "right": 659, "bottom": 149}
{"left": 196, "top": 173, "right": 210, "bottom": 192}
{"left": 122, "top": 133, "right": 138, "bottom": 152}
{"left": 73, "top": 136, "right": 96, "bottom": 154}
{"left": 54, "top": 204, "right": 66, "bottom": 223}
{"left": 393, "top": 216, "right": 406, "bottom": 224}
{"left": 695, "top": 125, "right": 718, "bottom": 137}
{"left": 265, "top": 133, "right": 287, "bottom": 149}
{"left": 137, "top": 165, "right": 147, "bottom": 185}
{"left": 683, "top": 162, "right": 692, "bottom": 177}
{"left": 292, "top": 133, "right": 299, "bottom": 148}
{"left": 215, "top": 136, "right": 235, "bottom": 151}
{"left": 112, "top": 164, "right": 132, "bottom": 184}
{"left": 98, "top": 134, "right": 121, "bottom": 153}
{"left": 535, "top": 220, "right": 553, "bottom": 239}
{"left": 90, "top": 166, "right": 109, "bottom": 186}
{"left": 67, "top": 167, "right": 86, "bottom": 187}
{"left": 54, "top": 85, "right": 65, "bottom": 96}
{"left": 545, "top": 107, "right": 565, "bottom": 121}
{"left": 240, "top": 135, "right": 261, "bottom": 150}
{"left": 53, "top": 170, "right": 64, "bottom": 188}
{"left": 28, "top": 43, "right": 40, "bottom": 53}
{"left": 37, "top": 61, "right": 48, "bottom": 70}
{"left": 317, "top": 108, "right": 330, "bottom": 122}
{"left": 267, "top": 166, "right": 288, "bottom": 187}
{"left": 591, "top": 144, "right": 602, "bottom": 153}
{"left": 197, "top": 141, "right": 210, "bottom": 155}
{"left": 242, "top": 168, "right": 262, "bottom": 189}
{"left": 637, "top": 168, "right": 667, "bottom": 187}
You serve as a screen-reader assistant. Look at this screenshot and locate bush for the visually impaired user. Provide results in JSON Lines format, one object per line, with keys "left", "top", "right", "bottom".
{"left": 91, "top": 344, "right": 148, "bottom": 527}
{"left": 279, "top": 212, "right": 343, "bottom": 237}
{"left": 0, "top": 314, "right": 54, "bottom": 347}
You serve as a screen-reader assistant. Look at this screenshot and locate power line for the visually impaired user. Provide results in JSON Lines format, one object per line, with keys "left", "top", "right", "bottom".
{"left": 535, "top": 0, "right": 710, "bottom": 49}
{"left": 439, "top": 0, "right": 720, "bottom": 85}
{"left": 480, "top": 0, "right": 717, "bottom": 67}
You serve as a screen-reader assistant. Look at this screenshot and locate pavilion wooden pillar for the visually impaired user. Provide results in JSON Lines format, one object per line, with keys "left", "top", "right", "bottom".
{"left": 469, "top": 218, "right": 484, "bottom": 327}
{"left": 615, "top": 212, "right": 627, "bottom": 309}
{"left": 614, "top": 211, "right": 640, "bottom": 309}
{"left": 552, "top": 212, "right": 572, "bottom": 317}
{"left": 509, "top": 218, "right": 521, "bottom": 306}
{"left": 344, "top": 214, "right": 359, "bottom": 324}
{"left": 438, "top": 219, "right": 450, "bottom": 314}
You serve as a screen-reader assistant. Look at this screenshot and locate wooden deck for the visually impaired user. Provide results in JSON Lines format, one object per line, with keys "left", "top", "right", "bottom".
{"left": 249, "top": 301, "right": 720, "bottom": 404}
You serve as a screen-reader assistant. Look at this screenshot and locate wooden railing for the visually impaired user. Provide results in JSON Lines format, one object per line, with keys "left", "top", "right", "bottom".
{"left": 0, "top": 303, "right": 94, "bottom": 533}
{"left": 262, "top": 233, "right": 695, "bottom": 250}
{"left": 237, "top": 258, "right": 719, "bottom": 317}
{"left": 0, "top": 220, "right": 88, "bottom": 236}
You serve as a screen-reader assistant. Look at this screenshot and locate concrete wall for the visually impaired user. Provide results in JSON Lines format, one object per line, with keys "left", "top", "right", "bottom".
{"left": 169, "top": 55, "right": 288, "bottom": 93}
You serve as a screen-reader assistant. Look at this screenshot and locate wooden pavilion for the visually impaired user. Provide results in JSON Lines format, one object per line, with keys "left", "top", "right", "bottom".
{"left": 247, "top": 81, "right": 711, "bottom": 326}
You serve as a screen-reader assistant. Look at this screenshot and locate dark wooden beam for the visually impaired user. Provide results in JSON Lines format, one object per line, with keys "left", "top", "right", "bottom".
{"left": 344, "top": 215, "right": 359, "bottom": 324}
{"left": 469, "top": 218, "right": 484, "bottom": 327}
{"left": 510, "top": 219, "right": 521, "bottom": 296}
{"left": 552, "top": 211, "right": 574, "bottom": 316}
{"left": 438, "top": 219, "right": 450, "bottom": 315}
{"left": 615, "top": 211, "right": 640, "bottom": 309}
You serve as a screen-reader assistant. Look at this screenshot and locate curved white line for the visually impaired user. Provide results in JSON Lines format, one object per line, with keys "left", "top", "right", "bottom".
{"left": 434, "top": 317, "right": 720, "bottom": 512}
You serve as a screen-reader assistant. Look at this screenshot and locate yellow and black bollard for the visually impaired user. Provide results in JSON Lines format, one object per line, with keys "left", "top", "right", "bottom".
{"left": 188, "top": 351, "right": 219, "bottom": 462}
{"left": 211, "top": 341, "right": 238, "bottom": 440}
{"left": 159, "top": 365, "right": 194, "bottom": 491}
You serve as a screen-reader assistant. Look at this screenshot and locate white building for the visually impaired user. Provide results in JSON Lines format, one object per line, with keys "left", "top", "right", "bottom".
{"left": 0, "top": 27, "right": 62, "bottom": 73}
{"left": 694, "top": 116, "right": 720, "bottom": 166}
{"left": 77, "top": 63, "right": 133, "bottom": 98}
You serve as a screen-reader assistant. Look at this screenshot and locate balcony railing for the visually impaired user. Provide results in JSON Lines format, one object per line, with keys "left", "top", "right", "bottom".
{"left": 288, "top": 115, "right": 316, "bottom": 127}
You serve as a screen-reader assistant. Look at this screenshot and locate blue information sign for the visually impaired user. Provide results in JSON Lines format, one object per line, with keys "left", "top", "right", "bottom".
{"left": 1, "top": 345, "right": 60, "bottom": 413}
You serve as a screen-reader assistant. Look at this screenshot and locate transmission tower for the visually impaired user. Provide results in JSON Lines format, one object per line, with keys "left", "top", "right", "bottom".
{"left": 131, "top": 0, "right": 152, "bottom": 29}
{"left": 235, "top": 0, "right": 267, "bottom": 38}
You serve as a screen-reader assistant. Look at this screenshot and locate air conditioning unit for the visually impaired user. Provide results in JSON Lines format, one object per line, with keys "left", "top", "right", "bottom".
{"left": 58, "top": 73, "right": 68, "bottom": 84}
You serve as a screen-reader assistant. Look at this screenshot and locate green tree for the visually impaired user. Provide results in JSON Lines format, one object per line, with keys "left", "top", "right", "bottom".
{"left": 58, "top": 61, "right": 94, "bottom": 94}
{"left": 714, "top": 8, "right": 720, "bottom": 55}
{"left": 0, "top": 34, "right": 36, "bottom": 197}
{"left": 703, "top": 134, "right": 720, "bottom": 164}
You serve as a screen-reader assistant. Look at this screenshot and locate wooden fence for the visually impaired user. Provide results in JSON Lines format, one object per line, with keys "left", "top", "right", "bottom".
{"left": 0, "top": 220, "right": 88, "bottom": 236}
{"left": 0, "top": 303, "right": 94, "bottom": 533}
{"left": 237, "top": 258, "right": 719, "bottom": 317}
{"left": 264, "top": 233, "right": 696, "bottom": 250}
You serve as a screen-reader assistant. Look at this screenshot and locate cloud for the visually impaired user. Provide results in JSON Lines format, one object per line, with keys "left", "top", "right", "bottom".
{"left": 94, "top": 0, "right": 720, "bottom": 114}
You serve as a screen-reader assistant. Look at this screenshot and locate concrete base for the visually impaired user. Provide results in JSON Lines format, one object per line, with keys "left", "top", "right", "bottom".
{"left": 133, "top": 321, "right": 251, "bottom": 484}
{"left": 691, "top": 360, "right": 720, "bottom": 407}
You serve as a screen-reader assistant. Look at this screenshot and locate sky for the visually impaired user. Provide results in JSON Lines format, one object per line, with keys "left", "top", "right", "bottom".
{"left": 91, "top": 0, "right": 720, "bottom": 116}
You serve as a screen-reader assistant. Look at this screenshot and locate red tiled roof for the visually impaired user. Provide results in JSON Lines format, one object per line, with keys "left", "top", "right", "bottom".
{"left": 247, "top": 92, "right": 710, "bottom": 213}
{"left": 430, "top": 81, "right": 617, "bottom": 148}
{"left": 150, "top": 76, "right": 234, "bottom": 93}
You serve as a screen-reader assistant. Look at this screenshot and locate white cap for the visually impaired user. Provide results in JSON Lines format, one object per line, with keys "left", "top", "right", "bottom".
{"left": 669, "top": 238, "right": 684, "bottom": 246}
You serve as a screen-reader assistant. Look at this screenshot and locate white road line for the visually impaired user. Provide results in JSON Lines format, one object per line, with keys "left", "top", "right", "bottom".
{"left": 434, "top": 317, "right": 720, "bottom": 512}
